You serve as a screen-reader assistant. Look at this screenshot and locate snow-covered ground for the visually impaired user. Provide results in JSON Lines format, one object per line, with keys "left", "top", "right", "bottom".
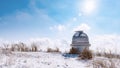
{"left": 1, "top": 50, "right": 120, "bottom": 68}
{"left": 0, "top": 52, "right": 89, "bottom": 68}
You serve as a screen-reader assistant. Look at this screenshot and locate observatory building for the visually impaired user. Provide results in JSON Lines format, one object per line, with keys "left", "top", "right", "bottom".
{"left": 71, "top": 31, "right": 90, "bottom": 52}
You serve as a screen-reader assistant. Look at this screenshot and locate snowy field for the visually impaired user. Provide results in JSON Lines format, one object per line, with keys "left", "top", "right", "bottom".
{"left": 1, "top": 50, "right": 120, "bottom": 68}
{"left": 0, "top": 52, "right": 89, "bottom": 68}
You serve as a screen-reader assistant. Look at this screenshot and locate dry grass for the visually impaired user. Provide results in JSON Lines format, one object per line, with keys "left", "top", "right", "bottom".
{"left": 31, "top": 43, "right": 38, "bottom": 52}
{"left": 11, "top": 45, "right": 15, "bottom": 51}
{"left": 95, "top": 50, "right": 120, "bottom": 59}
{"left": 1, "top": 42, "right": 39, "bottom": 52}
{"left": 91, "top": 59, "right": 107, "bottom": 68}
{"left": 79, "top": 48, "right": 93, "bottom": 60}
{"left": 88, "top": 58, "right": 119, "bottom": 68}
{"left": 69, "top": 47, "right": 80, "bottom": 54}
{"left": 47, "top": 47, "right": 60, "bottom": 53}
{"left": 10, "top": 42, "right": 38, "bottom": 52}
{"left": 0, "top": 43, "right": 12, "bottom": 55}
{"left": 0, "top": 49, "right": 12, "bottom": 56}
{"left": 87, "top": 49, "right": 120, "bottom": 68}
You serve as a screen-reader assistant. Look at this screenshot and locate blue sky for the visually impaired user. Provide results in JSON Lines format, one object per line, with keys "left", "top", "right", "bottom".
{"left": 0, "top": 0, "right": 120, "bottom": 41}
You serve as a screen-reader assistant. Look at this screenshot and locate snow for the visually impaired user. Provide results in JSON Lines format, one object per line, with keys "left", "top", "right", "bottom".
{"left": 0, "top": 52, "right": 88, "bottom": 68}
{"left": 0, "top": 46, "right": 120, "bottom": 68}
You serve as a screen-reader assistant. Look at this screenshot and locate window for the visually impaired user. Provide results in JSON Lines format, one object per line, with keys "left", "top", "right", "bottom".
{"left": 81, "top": 33, "right": 87, "bottom": 37}
{"left": 74, "top": 32, "right": 79, "bottom": 37}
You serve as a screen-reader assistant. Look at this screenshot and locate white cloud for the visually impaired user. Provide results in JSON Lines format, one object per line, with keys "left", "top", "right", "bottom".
{"left": 90, "top": 34, "right": 120, "bottom": 52}
{"left": 73, "top": 23, "right": 91, "bottom": 32}
{"left": 50, "top": 24, "right": 66, "bottom": 32}
{"left": 73, "top": 17, "right": 77, "bottom": 21}
{"left": 1, "top": 0, "right": 57, "bottom": 25}
{"left": 78, "top": 13, "right": 82, "bottom": 17}
{"left": 57, "top": 25, "right": 66, "bottom": 31}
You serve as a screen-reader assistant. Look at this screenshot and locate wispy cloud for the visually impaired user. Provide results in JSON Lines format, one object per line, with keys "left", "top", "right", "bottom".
{"left": 49, "top": 24, "right": 66, "bottom": 32}
{"left": 0, "top": 0, "right": 59, "bottom": 40}
{"left": 72, "top": 23, "right": 91, "bottom": 32}
{"left": 90, "top": 34, "right": 120, "bottom": 52}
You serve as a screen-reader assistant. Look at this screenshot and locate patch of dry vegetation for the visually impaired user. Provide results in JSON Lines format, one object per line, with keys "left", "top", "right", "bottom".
{"left": 0, "top": 43, "right": 12, "bottom": 56}
{"left": 87, "top": 49, "right": 120, "bottom": 68}
{"left": 47, "top": 47, "right": 60, "bottom": 53}
{"left": 88, "top": 58, "right": 120, "bottom": 68}
{"left": 69, "top": 47, "right": 80, "bottom": 54}
{"left": 95, "top": 50, "right": 120, "bottom": 59}
{"left": 68, "top": 47, "right": 93, "bottom": 60}
{"left": 69, "top": 47, "right": 93, "bottom": 59}
{"left": 31, "top": 43, "right": 38, "bottom": 52}
{"left": 78, "top": 48, "right": 93, "bottom": 60}
{"left": 3, "top": 42, "right": 39, "bottom": 52}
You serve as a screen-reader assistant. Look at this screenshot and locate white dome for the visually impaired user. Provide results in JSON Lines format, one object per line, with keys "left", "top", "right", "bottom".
{"left": 72, "top": 31, "right": 89, "bottom": 45}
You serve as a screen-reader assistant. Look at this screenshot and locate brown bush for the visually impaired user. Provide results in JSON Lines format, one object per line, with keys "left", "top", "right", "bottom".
{"left": 10, "top": 44, "right": 19, "bottom": 51}
{"left": 79, "top": 48, "right": 93, "bottom": 60}
{"left": 31, "top": 43, "right": 38, "bottom": 52}
{"left": 10, "top": 42, "right": 37, "bottom": 52}
{"left": 69, "top": 47, "right": 80, "bottom": 54}
{"left": 11, "top": 45, "right": 15, "bottom": 51}
{"left": 47, "top": 47, "right": 60, "bottom": 53}
{"left": 19, "top": 42, "right": 26, "bottom": 52}
{"left": 31, "top": 45, "right": 38, "bottom": 52}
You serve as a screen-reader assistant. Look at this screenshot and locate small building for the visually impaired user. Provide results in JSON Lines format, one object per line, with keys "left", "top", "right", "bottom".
{"left": 71, "top": 31, "right": 90, "bottom": 52}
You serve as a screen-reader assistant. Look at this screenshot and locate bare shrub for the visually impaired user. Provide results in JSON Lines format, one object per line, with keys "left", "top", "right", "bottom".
{"left": 10, "top": 44, "right": 19, "bottom": 51}
{"left": 11, "top": 45, "right": 15, "bottom": 51}
{"left": 11, "top": 42, "right": 32, "bottom": 52}
{"left": 0, "top": 49, "right": 12, "bottom": 55}
{"left": 3, "top": 42, "right": 41, "bottom": 52}
{"left": 24, "top": 47, "right": 30, "bottom": 52}
{"left": 47, "top": 47, "right": 60, "bottom": 53}
{"left": 18, "top": 42, "right": 26, "bottom": 52}
{"left": 69, "top": 47, "right": 80, "bottom": 54}
{"left": 79, "top": 48, "right": 93, "bottom": 60}
{"left": 31, "top": 45, "right": 38, "bottom": 52}
{"left": 3, "top": 43, "right": 9, "bottom": 50}
{"left": 10, "top": 43, "right": 26, "bottom": 52}
{"left": 0, "top": 48, "right": 12, "bottom": 55}
{"left": 0, "top": 43, "right": 12, "bottom": 55}
{"left": 31, "top": 43, "right": 38, "bottom": 52}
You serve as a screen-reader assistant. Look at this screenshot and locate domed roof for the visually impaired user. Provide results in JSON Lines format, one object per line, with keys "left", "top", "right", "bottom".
{"left": 72, "top": 31, "right": 89, "bottom": 43}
